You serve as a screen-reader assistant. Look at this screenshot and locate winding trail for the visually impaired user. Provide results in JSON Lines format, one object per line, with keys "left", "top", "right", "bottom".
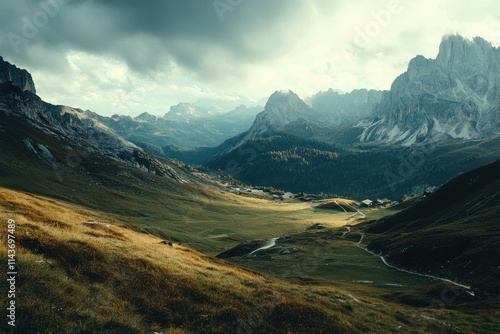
{"left": 358, "top": 246, "right": 472, "bottom": 291}
{"left": 341, "top": 226, "right": 351, "bottom": 237}
{"left": 347, "top": 204, "right": 366, "bottom": 219}
{"left": 341, "top": 226, "right": 473, "bottom": 292}
{"left": 249, "top": 237, "right": 279, "bottom": 255}
{"left": 334, "top": 200, "right": 348, "bottom": 213}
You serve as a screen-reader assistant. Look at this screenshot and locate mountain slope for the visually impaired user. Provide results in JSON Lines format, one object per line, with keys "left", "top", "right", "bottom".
{"left": 207, "top": 126, "right": 500, "bottom": 199}
{"left": 367, "top": 159, "right": 500, "bottom": 295}
{"left": 0, "top": 82, "right": 189, "bottom": 181}
{"left": 356, "top": 35, "right": 500, "bottom": 146}
{"left": 0, "top": 188, "right": 357, "bottom": 333}
{"left": 0, "top": 55, "right": 198, "bottom": 183}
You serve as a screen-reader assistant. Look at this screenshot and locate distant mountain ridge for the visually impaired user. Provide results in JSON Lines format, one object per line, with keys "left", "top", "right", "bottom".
{"left": 218, "top": 88, "right": 384, "bottom": 155}
{"left": 98, "top": 103, "right": 262, "bottom": 149}
{"left": 164, "top": 102, "right": 224, "bottom": 121}
{"left": 310, "top": 88, "right": 384, "bottom": 127}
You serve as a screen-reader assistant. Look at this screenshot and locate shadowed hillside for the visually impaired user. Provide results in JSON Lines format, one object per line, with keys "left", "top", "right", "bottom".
{"left": 367, "top": 159, "right": 500, "bottom": 295}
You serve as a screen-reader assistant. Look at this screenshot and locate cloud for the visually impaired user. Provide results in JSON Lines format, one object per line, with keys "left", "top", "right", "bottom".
{"left": 0, "top": 0, "right": 499, "bottom": 116}
{"left": 1, "top": 0, "right": 339, "bottom": 80}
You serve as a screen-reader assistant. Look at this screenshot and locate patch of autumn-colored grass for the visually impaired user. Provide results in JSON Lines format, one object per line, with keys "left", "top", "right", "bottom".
{"left": 0, "top": 187, "right": 493, "bottom": 333}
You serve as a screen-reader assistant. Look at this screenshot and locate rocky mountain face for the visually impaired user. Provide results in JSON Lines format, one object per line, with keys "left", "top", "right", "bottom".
{"left": 0, "top": 56, "right": 36, "bottom": 94}
{"left": 357, "top": 35, "right": 500, "bottom": 146}
{"left": 244, "top": 90, "right": 317, "bottom": 139}
{"left": 213, "top": 88, "right": 381, "bottom": 157}
{"left": 225, "top": 88, "right": 384, "bottom": 152}
{"left": 310, "top": 88, "right": 384, "bottom": 127}
{"left": 0, "top": 58, "right": 190, "bottom": 183}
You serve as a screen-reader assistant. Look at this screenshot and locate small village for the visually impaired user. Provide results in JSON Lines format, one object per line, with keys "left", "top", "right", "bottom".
{"left": 212, "top": 172, "right": 402, "bottom": 208}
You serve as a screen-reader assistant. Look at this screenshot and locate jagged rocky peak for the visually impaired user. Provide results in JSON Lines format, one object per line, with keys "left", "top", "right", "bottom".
{"left": 436, "top": 35, "right": 496, "bottom": 66}
{"left": 262, "top": 90, "right": 311, "bottom": 120}
{"left": 265, "top": 90, "right": 306, "bottom": 108}
{"left": 238, "top": 90, "right": 313, "bottom": 142}
{"left": 0, "top": 56, "right": 36, "bottom": 94}
{"left": 407, "top": 55, "right": 433, "bottom": 76}
{"left": 260, "top": 90, "right": 312, "bottom": 123}
{"left": 357, "top": 34, "right": 500, "bottom": 146}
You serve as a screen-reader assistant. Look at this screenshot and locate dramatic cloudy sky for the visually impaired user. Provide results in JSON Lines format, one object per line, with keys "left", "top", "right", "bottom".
{"left": 1, "top": 0, "right": 499, "bottom": 116}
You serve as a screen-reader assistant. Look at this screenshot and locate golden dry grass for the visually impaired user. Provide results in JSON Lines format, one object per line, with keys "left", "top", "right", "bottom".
{"left": 0, "top": 187, "right": 488, "bottom": 333}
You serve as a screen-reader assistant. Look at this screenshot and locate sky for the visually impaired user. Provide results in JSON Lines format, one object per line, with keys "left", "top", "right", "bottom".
{"left": 1, "top": 0, "right": 499, "bottom": 116}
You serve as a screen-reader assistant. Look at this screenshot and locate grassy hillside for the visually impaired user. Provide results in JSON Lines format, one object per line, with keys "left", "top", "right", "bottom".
{"left": 367, "top": 159, "right": 500, "bottom": 296}
{"left": 0, "top": 111, "right": 347, "bottom": 255}
{"left": 0, "top": 187, "right": 482, "bottom": 333}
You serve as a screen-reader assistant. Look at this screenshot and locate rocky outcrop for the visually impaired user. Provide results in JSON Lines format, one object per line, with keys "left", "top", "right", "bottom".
{"left": 357, "top": 35, "right": 500, "bottom": 146}
{"left": 244, "top": 90, "right": 316, "bottom": 140}
{"left": 0, "top": 56, "right": 36, "bottom": 94}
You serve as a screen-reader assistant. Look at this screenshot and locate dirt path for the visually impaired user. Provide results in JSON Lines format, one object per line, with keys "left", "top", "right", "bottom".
{"left": 249, "top": 237, "right": 279, "bottom": 255}
{"left": 340, "top": 226, "right": 473, "bottom": 292}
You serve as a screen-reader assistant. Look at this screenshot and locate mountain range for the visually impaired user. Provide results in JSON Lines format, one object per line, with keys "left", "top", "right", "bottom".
{"left": 222, "top": 35, "right": 500, "bottom": 149}
{"left": 89, "top": 103, "right": 262, "bottom": 149}
{"left": 55, "top": 35, "right": 499, "bottom": 162}
{"left": 203, "top": 35, "right": 500, "bottom": 198}
{"left": 1, "top": 34, "right": 500, "bottom": 333}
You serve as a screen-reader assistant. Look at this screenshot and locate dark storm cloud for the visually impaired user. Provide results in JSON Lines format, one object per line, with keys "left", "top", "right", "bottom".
{"left": 0, "top": 0, "right": 337, "bottom": 79}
